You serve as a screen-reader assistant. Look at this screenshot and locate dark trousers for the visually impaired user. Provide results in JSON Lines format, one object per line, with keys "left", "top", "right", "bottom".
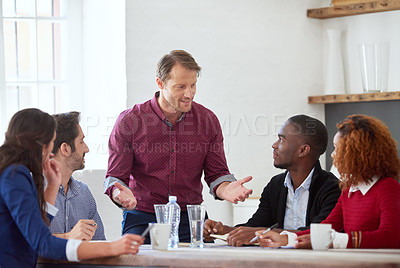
{"left": 122, "top": 209, "right": 208, "bottom": 244}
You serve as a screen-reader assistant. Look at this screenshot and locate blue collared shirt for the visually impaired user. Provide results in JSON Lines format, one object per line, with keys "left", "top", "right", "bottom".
{"left": 50, "top": 177, "right": 106, "bottom": 240}
{"left": 283, "top": 168, "right": 314, "bottom": 230}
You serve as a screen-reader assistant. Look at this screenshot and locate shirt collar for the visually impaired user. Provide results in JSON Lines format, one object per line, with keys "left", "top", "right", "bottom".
{"left": 348, "top": 175, "right": 379, "bottom": 197}
{"left": 150, "top": 91, "right": 185, "bottom": 126}
{"left": 59, "top": 176, "right": 80, "bottom": 196}
{"left": 151, "top": 91, "right": 167, "bottom": 122}
{"left": 69, "top": 176, "right": 80, "bottom": 194}
{"left": 284, "top": 167, "right": 315, "bottom": 191}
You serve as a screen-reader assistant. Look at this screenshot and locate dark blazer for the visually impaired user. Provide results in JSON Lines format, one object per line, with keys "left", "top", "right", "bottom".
{"left": 237, "top": 161, "right": 341, "bottom": 230}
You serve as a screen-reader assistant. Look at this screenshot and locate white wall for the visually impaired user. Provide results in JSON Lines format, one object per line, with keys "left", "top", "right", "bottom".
{"left": 125, "top": 0, "right": 326, "bottom": 224}
{"left": 80, "top": 0, "right": 127, "bottom": 170}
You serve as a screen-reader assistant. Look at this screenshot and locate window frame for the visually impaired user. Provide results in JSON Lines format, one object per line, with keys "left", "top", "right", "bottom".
{"left": 0, "top": 0, "right": 69, "bottom": 126}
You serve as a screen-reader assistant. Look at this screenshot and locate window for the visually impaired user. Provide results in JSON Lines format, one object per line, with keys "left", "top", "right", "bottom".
{"left": 0, "top": 0, "right": 126, "bottom": 169}
{"left": 1, "top": 0, "right": 67, "bottom": 120}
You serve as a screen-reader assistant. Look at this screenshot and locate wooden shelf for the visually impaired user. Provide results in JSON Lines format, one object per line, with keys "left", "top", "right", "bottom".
{"left": 307, "top": 0, "right": 400, "bottom": 19}
{"left": 308, "top": 91, "right": 400, "bottom": 104}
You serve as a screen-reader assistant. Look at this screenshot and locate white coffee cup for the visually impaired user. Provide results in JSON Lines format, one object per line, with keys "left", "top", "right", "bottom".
{"left": 310, "top": 223, "right": 335, "bottom": 251}
{"left": 150, "top": 223, "right": 172, "bottom": 250}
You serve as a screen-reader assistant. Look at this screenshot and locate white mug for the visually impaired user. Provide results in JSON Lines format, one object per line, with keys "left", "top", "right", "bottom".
{"left": 149, "top": 223, "right": 171, "bottom": 250}
{"left": 310, "top": 223, "right": 335, "bottom": 251}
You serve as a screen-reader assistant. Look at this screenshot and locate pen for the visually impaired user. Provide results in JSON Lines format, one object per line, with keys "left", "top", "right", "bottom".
{"left": 141, "top": 223, "right": 154, "bottom": 237}
{"left": 249, "top": 223, "right": 278, "bottom": 243}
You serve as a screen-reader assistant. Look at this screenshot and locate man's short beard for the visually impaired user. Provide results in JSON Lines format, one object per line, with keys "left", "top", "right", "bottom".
{"left": 76, "top": 162, "right": 85, "bottom": 171}
{"left": 68, "top": 153, "right": 85, "bottom": 172}
{"left": 273, "top": 162, "right": 290, "bottom": 170}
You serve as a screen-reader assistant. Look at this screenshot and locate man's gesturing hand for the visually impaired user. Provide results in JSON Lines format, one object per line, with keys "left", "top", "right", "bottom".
{"left": 112, "top": 182, "right": 137, "bottom": 210}
{"left": 216, "top": 176, "right": 253, "bottom": 204}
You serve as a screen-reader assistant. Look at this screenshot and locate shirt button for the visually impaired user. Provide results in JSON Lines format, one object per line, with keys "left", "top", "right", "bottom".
{"left": 171, "top": 170, "right": 174, "bottom": 174}
{"left": 172, "top": 149, "right": 174, "bottom": 152}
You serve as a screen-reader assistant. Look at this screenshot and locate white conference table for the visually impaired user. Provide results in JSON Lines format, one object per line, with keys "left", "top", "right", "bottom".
{"left": 37, "top": 243, "right": 400, "bottom": 268}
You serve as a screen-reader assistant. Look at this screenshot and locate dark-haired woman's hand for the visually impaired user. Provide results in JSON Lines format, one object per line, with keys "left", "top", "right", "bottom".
{"left": 43, "top": 154, "right": 62, "bottom": 205}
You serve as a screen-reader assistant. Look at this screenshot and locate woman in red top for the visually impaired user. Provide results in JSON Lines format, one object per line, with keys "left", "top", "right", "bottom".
{"left": 257, "top": 114, "right": 400, "bottom": 249}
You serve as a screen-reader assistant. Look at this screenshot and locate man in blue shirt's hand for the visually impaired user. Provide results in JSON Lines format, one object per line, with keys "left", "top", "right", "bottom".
{"left": 50, "top": 112, "right": 106, "bottom": 240}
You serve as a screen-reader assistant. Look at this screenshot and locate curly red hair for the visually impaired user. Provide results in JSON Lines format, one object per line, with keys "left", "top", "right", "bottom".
{"left": 333, "top": 114, "right": 400, "bottom": 189}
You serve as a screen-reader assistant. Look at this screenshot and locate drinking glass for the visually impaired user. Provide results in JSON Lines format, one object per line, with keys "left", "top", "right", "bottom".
{"left": 186, "top": 205, "right": 206, "bottom": 248}
{"left": 154, "top": 204, "right": 168, "bottom": 223}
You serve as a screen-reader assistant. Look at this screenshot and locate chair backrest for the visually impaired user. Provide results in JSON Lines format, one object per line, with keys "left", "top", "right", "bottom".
{"left": 72, "top": 169, "right": 123, "bottom": 241}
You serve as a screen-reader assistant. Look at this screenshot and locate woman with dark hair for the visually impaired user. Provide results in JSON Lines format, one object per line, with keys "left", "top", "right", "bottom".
{"left": 0, "top": 108, "right": 143, "bottom": 267}
{"left": 256, "top": 114, "right": 400, "bottom": 249}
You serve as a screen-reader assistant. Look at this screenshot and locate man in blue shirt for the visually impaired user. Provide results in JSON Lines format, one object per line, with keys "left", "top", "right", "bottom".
{"left": 204, "top": 115, "right": 341, "bottom": 246}
{"left": 50, "top": 112, "right": 106, "bottom": 240}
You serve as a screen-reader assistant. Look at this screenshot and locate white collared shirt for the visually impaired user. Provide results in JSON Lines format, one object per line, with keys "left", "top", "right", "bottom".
{"left": 348, "top": 175, "right": 379, "bottom": 197}
{"left": 283, "top": 168, "right": 315, "bottom": 230}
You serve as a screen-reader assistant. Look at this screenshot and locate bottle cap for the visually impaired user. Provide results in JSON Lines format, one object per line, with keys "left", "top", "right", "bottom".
{"left": 169, "top": 196, "right": 177, "bottom": 202}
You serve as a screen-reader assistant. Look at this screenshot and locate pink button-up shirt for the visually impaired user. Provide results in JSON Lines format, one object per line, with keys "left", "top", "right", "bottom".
{"left": 105, "top": 92, "right": 235, "bottom": 213}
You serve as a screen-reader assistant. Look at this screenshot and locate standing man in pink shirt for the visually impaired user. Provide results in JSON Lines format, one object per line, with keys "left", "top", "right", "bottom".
{"left": 104, "top": 50, "right": 253, "bottom": 243}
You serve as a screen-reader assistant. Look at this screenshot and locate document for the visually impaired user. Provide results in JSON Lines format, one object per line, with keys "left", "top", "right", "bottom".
{"left": 209, "top": 233, "right": 229, "bottom": 241}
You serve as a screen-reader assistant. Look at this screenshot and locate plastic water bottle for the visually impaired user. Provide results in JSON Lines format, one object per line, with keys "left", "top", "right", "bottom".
{"left": 166, "top": 195, "right": 180, "bottom": 248}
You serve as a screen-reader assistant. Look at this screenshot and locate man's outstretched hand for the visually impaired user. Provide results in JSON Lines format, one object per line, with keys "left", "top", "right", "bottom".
{"left": 112, "top": 182, "right": 137, "bottom": 210}
{"left": 216, "top": 176, "right": 253, "bottom": 204}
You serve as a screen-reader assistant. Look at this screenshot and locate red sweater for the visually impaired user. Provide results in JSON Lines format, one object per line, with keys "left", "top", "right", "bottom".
{"left": 297, "top": 177, "right": 400, "bottom": 248}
